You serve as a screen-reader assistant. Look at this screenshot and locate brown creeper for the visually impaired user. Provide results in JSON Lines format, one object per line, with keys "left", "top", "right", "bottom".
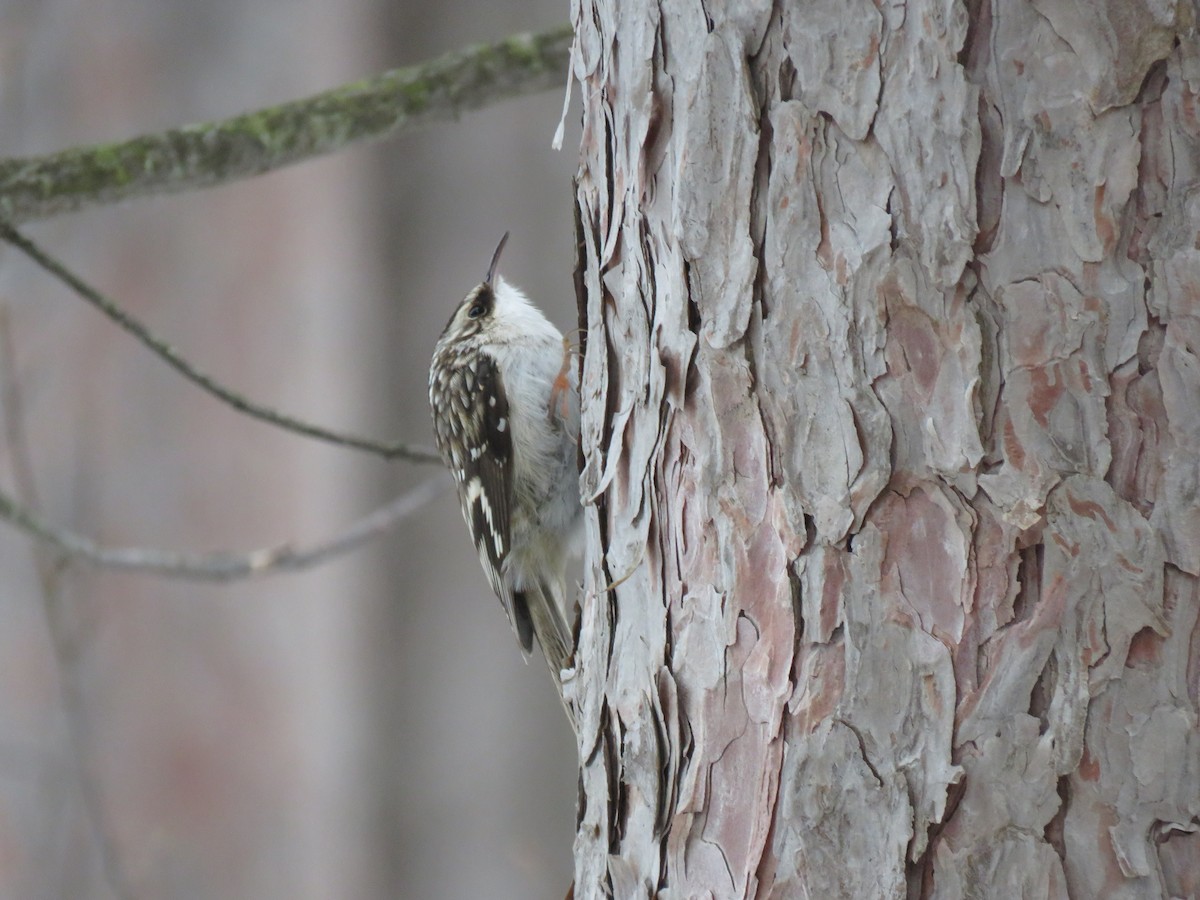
{"left": 428, "top": 234, "right": 581, "bottom": 709}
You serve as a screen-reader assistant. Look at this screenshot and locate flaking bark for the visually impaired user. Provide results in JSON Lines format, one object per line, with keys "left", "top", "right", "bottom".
{"left": 570, "top": 0, "right": 1200, "bottom": 896}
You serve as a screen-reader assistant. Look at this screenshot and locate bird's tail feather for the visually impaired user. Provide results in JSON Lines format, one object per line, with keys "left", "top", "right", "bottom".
{"left": 528, "top": 579, "right": 577, "bottom": 731}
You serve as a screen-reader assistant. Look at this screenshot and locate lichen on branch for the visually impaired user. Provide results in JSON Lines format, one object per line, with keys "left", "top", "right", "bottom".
{"left": 0, "top": 26, "right": 573, "bottom": 222}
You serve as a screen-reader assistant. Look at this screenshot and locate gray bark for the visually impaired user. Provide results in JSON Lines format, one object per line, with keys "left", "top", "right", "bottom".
{"left": 569, "top": 0, "right": 1200, "bottom": 896}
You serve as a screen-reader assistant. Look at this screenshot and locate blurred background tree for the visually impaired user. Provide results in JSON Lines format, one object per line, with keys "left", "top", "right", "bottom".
{"left": 0, "top": 1, "right": 577, "bottom": 898}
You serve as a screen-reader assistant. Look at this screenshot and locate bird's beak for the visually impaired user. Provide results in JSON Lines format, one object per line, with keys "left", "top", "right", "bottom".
{"left": 485, "top": 231, "right": 510, "bottom": 286}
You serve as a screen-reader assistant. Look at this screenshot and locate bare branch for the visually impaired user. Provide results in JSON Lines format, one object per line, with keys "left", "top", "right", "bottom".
{"left": 0, "top": 26, "right": 573, "bottom": 223}
{"left": 0, "top": 476, "right": 449, "bottom": 582}
{"left": 0, "top": 221, "right": 441, "bottom": 462}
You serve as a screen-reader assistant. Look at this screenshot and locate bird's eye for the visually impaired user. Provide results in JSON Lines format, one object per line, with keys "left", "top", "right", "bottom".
{"left": 467, "top": 302, "right": 486, "bottom": 319}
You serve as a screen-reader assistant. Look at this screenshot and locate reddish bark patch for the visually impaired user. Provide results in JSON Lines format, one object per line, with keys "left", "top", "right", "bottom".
{"left": 1078, "top": 746, "right": 1101, "bottom": 782}
{"left": 1065, "top": 491, "right": 1119, "bottom": 532}
{"left": 1001, "top": 415, "right": 1028, "bottom": 470}
{"left": 1027, "top": 366, "right": 1066, "bottom": 429}
{"left": 874, "top": 488, "right": 968, "bottom": 642}
{"left": 1124, "top": 626, "right": 1163, "bottom": 668}
{"left": 888, "top": 308, "right": 941, "bottom": 393}
{"left": 818, "top": 551, "right": 846, "bottom": 642}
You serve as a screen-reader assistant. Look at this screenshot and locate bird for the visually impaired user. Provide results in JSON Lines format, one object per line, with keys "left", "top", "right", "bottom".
{"left": 428, "top": 233, "right": 582, "bottom": 719}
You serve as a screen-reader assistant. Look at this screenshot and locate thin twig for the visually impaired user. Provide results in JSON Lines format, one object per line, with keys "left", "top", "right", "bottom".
{"left": 0, "top": 476, "right": 449, "bottom": 582}
{"left": 0, "top": 27, "right": 573, "bottom": 223}
{"left": 0, "top": 221, "right": 441, "bottom": 462}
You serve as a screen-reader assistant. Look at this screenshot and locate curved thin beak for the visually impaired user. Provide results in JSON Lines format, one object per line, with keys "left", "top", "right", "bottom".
{"left": 485, "top": 231, "right": 510, "bottom": 286}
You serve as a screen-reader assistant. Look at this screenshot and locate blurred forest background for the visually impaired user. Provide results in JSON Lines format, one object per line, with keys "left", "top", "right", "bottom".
{"left": 0, "top": 0, "right": 579, "bottom": 897}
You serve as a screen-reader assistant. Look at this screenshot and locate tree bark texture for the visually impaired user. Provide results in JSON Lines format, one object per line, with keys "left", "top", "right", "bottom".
{"left": 569, "top": 0, "right": 1199, "bottom": 896}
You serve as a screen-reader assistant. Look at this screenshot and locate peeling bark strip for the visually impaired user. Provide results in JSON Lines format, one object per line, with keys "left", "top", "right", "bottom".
{"left": 570, "top": 0, "right": 1199, "bottom": 897}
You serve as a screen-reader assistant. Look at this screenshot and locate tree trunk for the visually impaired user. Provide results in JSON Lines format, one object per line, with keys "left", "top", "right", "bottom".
{"left": 569, "top": 0, "right": 1200, "bottom": 896}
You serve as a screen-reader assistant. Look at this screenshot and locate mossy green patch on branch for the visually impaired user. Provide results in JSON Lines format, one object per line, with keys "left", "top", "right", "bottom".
{"left": 0, "top": 25, "right": 573, "bottom": 223}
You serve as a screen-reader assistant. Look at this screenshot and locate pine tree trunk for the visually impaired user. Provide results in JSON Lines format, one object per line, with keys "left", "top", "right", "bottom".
{"left": 569, "top": 0, "right": 1200, "bottom": 896}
